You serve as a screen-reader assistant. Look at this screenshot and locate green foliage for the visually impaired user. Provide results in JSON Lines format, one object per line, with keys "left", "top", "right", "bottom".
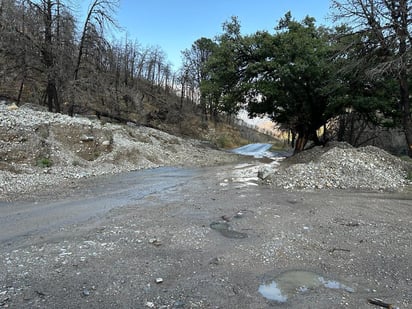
{"left": 182, "top": 37, "right": 218, "bottom": 118}
{"left": 407, "top": 170, "right": 412, "bottom": 181}
{"left": 214, "top": 134, "right": 235, "bottom": 149}
{"left": 37, "top": 157, "right": 52, "bottom": 168}
{"left": 202, "top": 13, "right": 341, "bottom": 152}
{"left": 245, "top": 17, "right": 336, "bottom": 133}
{"left": 200, "top": 17, "right": 245, "bottom": 118}
{"left": 195, "top": 11, "right": 407, "bottom": 153}
{"left": 400, "top": 156, "right": 412, "bottom": 180}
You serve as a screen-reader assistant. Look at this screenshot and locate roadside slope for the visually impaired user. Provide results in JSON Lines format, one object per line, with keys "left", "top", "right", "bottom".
{"left": 0, "top": 103, "right": 239, "bottom": 200}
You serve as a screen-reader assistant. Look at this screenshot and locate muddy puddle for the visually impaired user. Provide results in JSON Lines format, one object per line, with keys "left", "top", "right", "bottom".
{"left": 259, "top": 270, "right": 354, "bottom": 303}
{"left": 210, "top": 222, "right": 248, "bottom": 239}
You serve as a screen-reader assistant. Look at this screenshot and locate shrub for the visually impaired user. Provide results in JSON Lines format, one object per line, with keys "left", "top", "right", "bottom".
{"left": 37, "top": 157, "right": 52, "bottom": 168}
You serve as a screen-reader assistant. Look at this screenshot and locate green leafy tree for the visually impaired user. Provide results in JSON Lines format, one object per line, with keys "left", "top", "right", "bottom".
{"left": 243, "top": 14, "right": 341, "bottom": 152}
{"left": 201, "top": 17, "right": 245, "bottom": 121}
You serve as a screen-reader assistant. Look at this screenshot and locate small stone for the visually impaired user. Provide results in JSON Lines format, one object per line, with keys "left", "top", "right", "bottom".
{"left": 155, "top": 278, "right": 163, "bottom": 284}
{"left": 82, "top": 288, "right": 90, "bottom": 296}
{"left": 102, "top": 140, "right": 111, "bottom": 146}
{"left": 80, "top": 134, "right": 94, "bottom": 142}
{"left": 7, "top": 103, "right": 18, "bottom": 111}
{"left": 209, "top": 257, "right": 221, "bottom": 265}
{"left": 257, "top": 166, "right": 273, "bottom": 180}
{"left": 172, "top": 300, "right": 185, "bottom": 308}
{"left": 149, "top": 238, "right": 161, "bottom": 246}
{"left": 221, "top": 215, "right": 231, "bottom": 222}
{"left": 234, "top": 212, "right": 244, "bottom": 218}
{"left": 145, "top": 301, "right": 155, "bottom": 308}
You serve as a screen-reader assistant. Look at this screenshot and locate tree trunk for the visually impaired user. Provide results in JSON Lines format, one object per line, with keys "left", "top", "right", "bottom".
{"left": 399, "top": 74, "right": 412, "bottom": 156}
{"left": 43, "top": 0, "right": 59, "bottom": 112}
{"left": 397, "top": 2, "right": 412, "bottom": 157}
{"left": 45, "top": 80, "right": 59, "bottom": 112}
{"left": 74, "top": 0, "right": 98, "bottom": 81}
{"left": 294, "top": 130, "right": 309, "bottom": 154}
{"left": 294, "top": 128, "right": 320, "bottom": 153}
{"left": 404, "top": 120, "right": 412, "bottom": 157}
{"left": 290, "top": 130, "right": 296, "bottom": 148}
{"left": 17, "top": 75, "right": 26, "bottom": 105}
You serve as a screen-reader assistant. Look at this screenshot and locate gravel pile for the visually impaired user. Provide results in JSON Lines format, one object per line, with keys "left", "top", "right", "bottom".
{"left": 262, "top": 143, "right": 410, "bottom": 191}
{"left": 0, "top": 102, "right": 238, "bottom": 199}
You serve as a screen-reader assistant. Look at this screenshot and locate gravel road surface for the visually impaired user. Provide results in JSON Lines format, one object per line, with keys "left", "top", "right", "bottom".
{"left": 1, "top": 161, "right": 411, "bottom": 309}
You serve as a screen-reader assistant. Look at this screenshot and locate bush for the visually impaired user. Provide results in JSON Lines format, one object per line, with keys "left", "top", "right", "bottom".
{"left": 37, "top": 157, "right": 52, "bottom": 168}
{"left": 215, "top": 134, "right": 236, "bottom": 149}
{"left": 407, "top": 170, "right": 412, "bottom": 181}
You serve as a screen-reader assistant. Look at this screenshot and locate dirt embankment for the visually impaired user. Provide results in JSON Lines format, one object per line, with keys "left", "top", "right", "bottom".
{"left": 0, "top": 102, "right": 240, "bottom": 200}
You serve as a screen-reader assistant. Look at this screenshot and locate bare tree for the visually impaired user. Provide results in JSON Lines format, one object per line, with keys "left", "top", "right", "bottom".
{"left": 0, "top": 0, "right": 74, "bottom": 111}
{"left": 332, "top": 0, "right": 412, "bottom": 156}
{"left": 0, "top": 0, "right": 187, "bottom": 126}
{"left": 69, "top": 0, "right": 118, "bottom": 115}
{"left": 0, "top": 0, "right": 29, "bottom": 102}
{"left": 73, "top": 0, "right": 118, "bottom": 81}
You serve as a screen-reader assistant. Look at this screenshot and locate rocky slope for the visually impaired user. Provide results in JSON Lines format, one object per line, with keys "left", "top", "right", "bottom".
{"left": 0, "top": 102, "right": 239, "bottom": 200}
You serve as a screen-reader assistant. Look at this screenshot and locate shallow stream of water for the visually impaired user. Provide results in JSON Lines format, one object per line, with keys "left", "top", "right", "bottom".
{"left": 230, "top": 143, "right": 287, "bottom": 159}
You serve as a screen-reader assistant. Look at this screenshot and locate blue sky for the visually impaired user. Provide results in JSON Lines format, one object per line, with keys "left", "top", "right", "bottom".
{"left": 111, "top": 0, "right": 333, "bottom": 69}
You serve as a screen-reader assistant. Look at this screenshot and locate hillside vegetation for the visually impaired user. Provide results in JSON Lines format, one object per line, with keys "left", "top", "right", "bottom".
{"left": 2, "top": 1, "right": 411, "bottom": 157}
{"left": 0, "top": 1, "right": 280, "bottom": 150}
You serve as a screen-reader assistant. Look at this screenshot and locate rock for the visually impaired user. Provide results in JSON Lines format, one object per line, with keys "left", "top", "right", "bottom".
{"left": 209, "top": 257, "right": 221, "bottom": 265}
{"left": 234, "top": 211, "right": 244, "bottom": 219}
{"left": 80, "top": 135, "right": 94, "bottom": 142}
{"left": 148, "top": 238, "right": 161, "bottom": 246}
{"left": 155, "top": 278, "right": 163, "bottom": 284}
{"left": 172, "top": 301, "right": 185, "bottom": 308}
{"left": 257, "top": 166, "right": 273, "bottom": 180}
{"left": 102, "top": 140, "right": 111, "bottom": 146}
{"left": 221, "top": 215, "right": 231, "bottom": 222}
{"left": 7, "top": 103, "right": 18, "bottom": 111}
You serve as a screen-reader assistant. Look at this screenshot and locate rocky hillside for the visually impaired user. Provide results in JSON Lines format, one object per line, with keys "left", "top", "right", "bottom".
{"left": 0, "top": 102, "right": 241, "bottom": 200}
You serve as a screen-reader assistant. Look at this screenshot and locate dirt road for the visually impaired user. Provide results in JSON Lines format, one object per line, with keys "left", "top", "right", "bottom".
{"left": 0, "top": 161, "right": 411, "bottom": 308}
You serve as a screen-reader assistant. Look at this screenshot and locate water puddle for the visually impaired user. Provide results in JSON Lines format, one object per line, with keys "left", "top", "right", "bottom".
{"left": 210, "top": 222, "right": 248, "bottom": 239}
{"left": 219, "top": 145, "right": 288, "bottom": 188}
{"left": 258, "top": 270, "right": 354, "bottom": 303}
{"left": 218, "top": 163, "right": 260, "bottom": 188}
